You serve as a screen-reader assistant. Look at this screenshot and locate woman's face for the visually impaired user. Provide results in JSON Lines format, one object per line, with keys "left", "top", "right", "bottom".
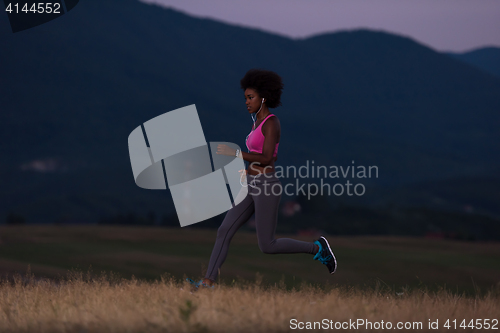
{"left": 244, "top": 88, "right": 262, "bottom": 114}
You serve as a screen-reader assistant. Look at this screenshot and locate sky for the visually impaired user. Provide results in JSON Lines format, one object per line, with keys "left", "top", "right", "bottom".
{"left": 140, "top": 0, "right": 500, "bottom": 52}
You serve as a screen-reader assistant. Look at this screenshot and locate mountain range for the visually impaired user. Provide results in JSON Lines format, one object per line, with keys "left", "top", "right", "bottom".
{"left": 448, "top": 47, "right": 500, "bottom": 78}
{"left": 0, "top": 0, "right": 499, "bottom": 224}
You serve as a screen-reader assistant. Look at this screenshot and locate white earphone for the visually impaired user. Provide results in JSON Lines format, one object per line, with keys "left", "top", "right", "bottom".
{"left": 242, "top": 97, "right": 266, "bottom": 188}
{"left": 251, "top": 98, "right": 265, "bottom": 127}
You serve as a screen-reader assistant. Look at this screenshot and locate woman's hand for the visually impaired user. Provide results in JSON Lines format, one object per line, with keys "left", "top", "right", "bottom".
{"left": 216, "top": 144, "right": 236, "bottom": 156}
{"left": 238, "top": 169, "right": 247, "bottom": 183}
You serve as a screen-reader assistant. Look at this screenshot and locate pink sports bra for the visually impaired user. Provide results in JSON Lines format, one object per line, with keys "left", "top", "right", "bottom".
{"left": 245, "top": 114, "right": 279, "bottom": 157}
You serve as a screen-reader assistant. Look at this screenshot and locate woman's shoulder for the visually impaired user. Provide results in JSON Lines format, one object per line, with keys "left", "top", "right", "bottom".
{"left": 268, "top": 114, "right": 280, "bottom": 125}
{"left": 264, "top": 113, "right": 279, "bottom": 121}
{"left": 262, "top": 114, "right": 280, "bottom": 133}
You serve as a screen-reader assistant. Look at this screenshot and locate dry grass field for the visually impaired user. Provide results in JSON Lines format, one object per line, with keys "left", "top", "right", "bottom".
{"left": 0, "top": 270, "right": 498, "bottom": 333}
{"left": 0, "top": 225, "right": 499, "bottom": 332}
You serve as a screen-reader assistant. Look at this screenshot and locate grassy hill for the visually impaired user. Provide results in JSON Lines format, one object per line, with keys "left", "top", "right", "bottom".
{"left": 0, "top": 225, "right": 498, "bottom": 296}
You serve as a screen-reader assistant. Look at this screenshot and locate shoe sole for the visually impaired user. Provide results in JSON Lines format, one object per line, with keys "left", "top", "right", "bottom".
{"left": 320, "top": 236, "right": 337, "bottom": 274}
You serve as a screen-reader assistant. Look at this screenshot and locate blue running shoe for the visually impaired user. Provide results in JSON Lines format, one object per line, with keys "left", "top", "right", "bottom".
{"left": 313, "top": 236, "right": 337, "bottom": 274}
{"left": 186, "top": 278, "right": 202, "bottom": 288}
{"left": 186, "top": 278, "right": 214, "bottom": 290}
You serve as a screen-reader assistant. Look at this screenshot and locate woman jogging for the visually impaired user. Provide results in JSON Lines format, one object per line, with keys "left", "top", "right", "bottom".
{"left": 188, "top": 69, "right": 336, "bottom": 289}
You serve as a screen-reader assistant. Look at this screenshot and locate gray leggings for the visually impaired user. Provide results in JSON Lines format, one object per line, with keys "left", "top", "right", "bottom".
{"left": 204, "top": 171, "right": 316, "bottom": 281}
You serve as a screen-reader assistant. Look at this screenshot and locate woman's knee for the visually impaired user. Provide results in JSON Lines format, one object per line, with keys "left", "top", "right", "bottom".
{"left": 217, "top": 220, "right": 239, "bottom": 240}
{"left": 216, "top": 225, "right": 231, "bottom": 239}
{"left": 258, "top": 240, "right": 277, "bottom": 254}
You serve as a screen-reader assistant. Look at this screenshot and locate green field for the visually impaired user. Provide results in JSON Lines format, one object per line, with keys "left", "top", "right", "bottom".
{"left": 0, "top": 225, "right": 498, "bottom": 295}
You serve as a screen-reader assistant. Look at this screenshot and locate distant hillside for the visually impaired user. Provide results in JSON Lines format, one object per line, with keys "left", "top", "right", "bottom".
{"left": 448, "top": 47, "right": 500, "bottom": 78}
{"left": 366, "top": 176, "right": 500, "bottom": 217}
{"left": 1, "top": 0, "right": 499, "bottom": 224}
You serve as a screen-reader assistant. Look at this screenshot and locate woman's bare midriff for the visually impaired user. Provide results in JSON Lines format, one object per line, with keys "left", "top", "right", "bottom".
{"left": 247, "top": 152, "right": 278, "bottom": 175}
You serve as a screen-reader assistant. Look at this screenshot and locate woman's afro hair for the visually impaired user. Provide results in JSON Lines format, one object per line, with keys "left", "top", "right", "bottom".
{"left": 240, "top": 69, "right": 284, "bottom": 108}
